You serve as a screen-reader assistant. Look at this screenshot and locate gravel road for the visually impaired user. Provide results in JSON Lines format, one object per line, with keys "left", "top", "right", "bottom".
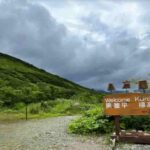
{"left": 0, "top": 116, "right": 149, "bottom": 150}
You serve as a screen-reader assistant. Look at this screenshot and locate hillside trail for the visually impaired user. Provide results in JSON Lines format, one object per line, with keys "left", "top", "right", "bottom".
{"left": 0, "top": 116, "right": 149, "bottom": 150}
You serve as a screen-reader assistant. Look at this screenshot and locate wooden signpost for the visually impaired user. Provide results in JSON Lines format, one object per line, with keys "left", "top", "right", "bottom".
{"left": 104, "top": 93, "right": 150, "bottom": 116}
{"left": 104, "top": 82, "right": 150, "bottom": 145}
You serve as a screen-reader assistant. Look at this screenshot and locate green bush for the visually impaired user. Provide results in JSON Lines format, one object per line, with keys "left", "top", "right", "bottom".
{"left": 45, "top": 99, "right": 96, "bottom": 115}
{"left": 69, "top": 106, "right": 113, "bottom": 134}
{"left": 69, "top": 106, "right": 150, "bottom": 135}
{"left": 121, "top": 116, "right": 150, "bottom": 131}
{"left": 0, "top": 100, "right": 3, "bottom": 107}
{"left": 51, "top": 100, "right": 73, "bottom": 114}
{"left": 29, "top": 103, "right": 41, "bottom": 114}
{"left": 40, "top": 101, "right": 52, "bottom": 112}
{"left": 14, "top": 102, "right": 25, "bottom": 110}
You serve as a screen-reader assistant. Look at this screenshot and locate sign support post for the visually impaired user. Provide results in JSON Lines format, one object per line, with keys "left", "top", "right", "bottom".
{"left": 104, "top": 93, "right": 150, "bottom": 144}
{"left": 114, "top": 116, "right": 120, "bottom": 140}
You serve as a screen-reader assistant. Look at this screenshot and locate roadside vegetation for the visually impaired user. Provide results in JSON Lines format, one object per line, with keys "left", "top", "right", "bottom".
{"left": 0, "top": 98, "right": 103, "bottom": 121}
{"left": 68, "top": 106, "right": 150, "bottom": 134}
{"left": 0, "top": 52, "right": 104, "bottom": 121}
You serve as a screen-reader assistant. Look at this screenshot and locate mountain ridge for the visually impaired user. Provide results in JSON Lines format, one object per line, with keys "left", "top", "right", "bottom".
{"left": 0, "top": 52, "right": 100, "bottom": 107}
{"left": 0, "top": 52, "right": 90, "bottom": 91}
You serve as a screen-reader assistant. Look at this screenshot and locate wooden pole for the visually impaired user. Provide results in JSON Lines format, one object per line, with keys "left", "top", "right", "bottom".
{"left": 111, "top": 116, "right": 120, "bottom": 150}
{"left": 114, "top": 116, "right": 120, "bottom": 141}
{"left": 26, "top": 104, "right": 28, "bottom": 120}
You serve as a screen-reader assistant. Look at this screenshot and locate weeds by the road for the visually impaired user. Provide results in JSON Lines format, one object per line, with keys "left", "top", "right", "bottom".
{"left": 0, "top": 99, "right": 98, "bottom": 122}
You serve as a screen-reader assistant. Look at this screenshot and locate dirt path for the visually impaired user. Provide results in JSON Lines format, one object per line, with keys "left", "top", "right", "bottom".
{"left": 0, "top": 116, "right": 149, "bottom": 150}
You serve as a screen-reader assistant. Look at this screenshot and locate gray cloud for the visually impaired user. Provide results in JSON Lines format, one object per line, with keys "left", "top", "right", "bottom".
{"left": 0, "top": 0, "right": 74, "bottom": 72}
{"left": 0, "top": 0, "right": 150, "bottom": 90}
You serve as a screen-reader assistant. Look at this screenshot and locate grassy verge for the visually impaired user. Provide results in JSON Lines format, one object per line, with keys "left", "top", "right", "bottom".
{"left": 0, "top": 111, "right": 66, "bottom": 122}
{"left": 0, "top": 99, "right": 99, "bottom": 122}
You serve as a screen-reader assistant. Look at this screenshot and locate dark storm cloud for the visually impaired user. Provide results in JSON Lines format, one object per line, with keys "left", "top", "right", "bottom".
{"left": 0, "top": 0, "right": 150, "bottom": 89}
{"left": 0, "top": 0, "right": 75, "bottom": 73}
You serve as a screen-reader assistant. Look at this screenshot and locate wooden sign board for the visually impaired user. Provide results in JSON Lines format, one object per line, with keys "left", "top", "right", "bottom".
{"left": 104, "top": 93, "right": 150, "bottom": 116}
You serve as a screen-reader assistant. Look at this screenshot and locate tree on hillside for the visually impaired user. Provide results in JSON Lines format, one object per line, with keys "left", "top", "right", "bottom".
{"left": 0, "top": 86, "right": 18, "bottom": 107}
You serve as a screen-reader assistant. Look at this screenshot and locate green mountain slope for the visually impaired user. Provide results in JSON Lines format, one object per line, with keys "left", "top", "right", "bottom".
{"left": 0, "top": 53, "right": 99, "bottom": 107}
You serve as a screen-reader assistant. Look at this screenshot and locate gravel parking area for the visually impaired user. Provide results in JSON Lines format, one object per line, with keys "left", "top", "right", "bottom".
{"left": 0, "top": 116, "right": 149, "bottom": 150}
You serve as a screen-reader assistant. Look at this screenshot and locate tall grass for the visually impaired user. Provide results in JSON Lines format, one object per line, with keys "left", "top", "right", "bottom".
{"left": 0, "top": 99, "right": 99, "bottom": 121}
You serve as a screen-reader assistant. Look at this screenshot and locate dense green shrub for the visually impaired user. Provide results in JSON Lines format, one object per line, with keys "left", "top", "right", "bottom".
{"left": 69, "top": 106, "right": 150, "bottom": 134}
{"left": 13, "top": 102, "right": 25, "bottom": 110}
{"left": 40, "top": 101, "right": 50, "bottom": 112}
{"left": 29, "top": 104, "right": 41, "bottom": 114}
{"left": 69, "top": 106, "right": 113, "bottom": 134}
{"left": 71, "top": 92, "right": 105, "bottom": 104}
{"left": 121, "top": 116, "right": 150, "bottom": 131}
{"left": 0, "top": 100, "right": 3, "bottom": 107}
{"left": 40, "top": 99, "right": 97, "bottom": 115}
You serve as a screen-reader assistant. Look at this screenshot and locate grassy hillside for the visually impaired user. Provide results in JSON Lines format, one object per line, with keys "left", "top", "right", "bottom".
{"left": 0, "top": 52, "right": 102, "bottom": 109}
{"left": 0, "top": 53, "right": 88, "bottom": 90}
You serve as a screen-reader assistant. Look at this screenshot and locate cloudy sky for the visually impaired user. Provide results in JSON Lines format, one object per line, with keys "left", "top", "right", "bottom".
{"left": 0, "top": 0, "right": 150, "bottom": 90}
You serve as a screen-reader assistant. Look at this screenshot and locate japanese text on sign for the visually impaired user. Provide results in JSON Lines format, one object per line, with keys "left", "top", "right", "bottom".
{"left": 104, "top": 93, "right": 150, "bottom": 116}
